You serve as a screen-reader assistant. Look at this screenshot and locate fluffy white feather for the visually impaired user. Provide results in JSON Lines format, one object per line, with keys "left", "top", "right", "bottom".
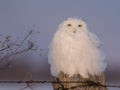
{"left": 48, "top": 17, "right": 107, "bottom": 78}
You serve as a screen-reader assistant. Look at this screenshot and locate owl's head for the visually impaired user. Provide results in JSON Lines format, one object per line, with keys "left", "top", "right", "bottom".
{"left": 58, "top": 18, "right": 88, "bottom": 35}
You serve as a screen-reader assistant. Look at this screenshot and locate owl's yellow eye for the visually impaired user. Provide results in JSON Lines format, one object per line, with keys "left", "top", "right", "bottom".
{"left": 78, "top": 24, "right": 82, "bottom": 27}
{"left": 67, "top": 24, "right": 72, "bottom": 27}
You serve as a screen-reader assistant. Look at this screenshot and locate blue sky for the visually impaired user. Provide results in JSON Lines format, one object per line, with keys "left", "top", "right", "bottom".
{"left": 0, "top": 0, "right": 120, "bottom": 77}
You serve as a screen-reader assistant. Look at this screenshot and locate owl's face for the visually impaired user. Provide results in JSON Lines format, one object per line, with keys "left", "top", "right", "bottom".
{"left": 59, "top": 18, "right": 88, "bottom": 36}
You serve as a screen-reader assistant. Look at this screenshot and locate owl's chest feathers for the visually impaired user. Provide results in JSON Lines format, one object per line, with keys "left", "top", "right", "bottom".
{"left": 58, "top": 32, "right": 90, "bottom": 48}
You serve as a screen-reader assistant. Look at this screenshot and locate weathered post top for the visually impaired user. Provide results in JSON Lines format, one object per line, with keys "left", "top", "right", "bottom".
{"left": 52, "top": 72, "right": 107, "bottom": 90}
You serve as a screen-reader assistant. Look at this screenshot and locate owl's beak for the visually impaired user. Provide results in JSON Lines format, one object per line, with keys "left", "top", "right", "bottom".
{"left": 73, "top": 29, "right": 76, "bottom": 34}
{"left": 73, "top": 30, "right": 76, "bottom": 33}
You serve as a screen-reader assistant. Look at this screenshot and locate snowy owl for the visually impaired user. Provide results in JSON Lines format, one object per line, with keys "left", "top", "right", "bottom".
{"left": 48, "top": 17, "right": 107, "bottom": 78}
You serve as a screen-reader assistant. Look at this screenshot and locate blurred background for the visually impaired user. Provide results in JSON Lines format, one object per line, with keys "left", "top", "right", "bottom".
{"left": 0, "top": 0, "right": 120, "bottom": 90}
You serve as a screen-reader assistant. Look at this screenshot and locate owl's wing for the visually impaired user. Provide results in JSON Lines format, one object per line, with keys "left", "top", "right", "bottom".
{"left": 89, "top": 32, "right": 102, "bottom": 47}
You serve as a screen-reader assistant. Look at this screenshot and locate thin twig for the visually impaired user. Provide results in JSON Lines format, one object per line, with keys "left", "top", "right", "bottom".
{"left": 15, "top": 30, "right": 33, "bottom": 51}
{"left": 0, "top": 47, "right": 30, "bottom": 63}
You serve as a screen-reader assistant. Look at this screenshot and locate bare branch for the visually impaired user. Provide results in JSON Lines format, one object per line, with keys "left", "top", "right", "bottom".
{"left": 0, "top": 48, "right": 29, "bottom": 63}
{"left": 15, "top": 30, "right": 33, "bottom": 51}
{"left": 0, "top": 30, "right": 39, "bottom": 70}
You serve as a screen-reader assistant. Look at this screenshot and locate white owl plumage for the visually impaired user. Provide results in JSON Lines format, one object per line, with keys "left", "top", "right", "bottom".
{"left": 48, "top": 17, "right": 107, "bottom": 78}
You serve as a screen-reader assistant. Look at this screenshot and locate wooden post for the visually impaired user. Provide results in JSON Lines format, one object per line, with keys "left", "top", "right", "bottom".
{"left": 52, "top": 71, "right": 107, "bottom": 90}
